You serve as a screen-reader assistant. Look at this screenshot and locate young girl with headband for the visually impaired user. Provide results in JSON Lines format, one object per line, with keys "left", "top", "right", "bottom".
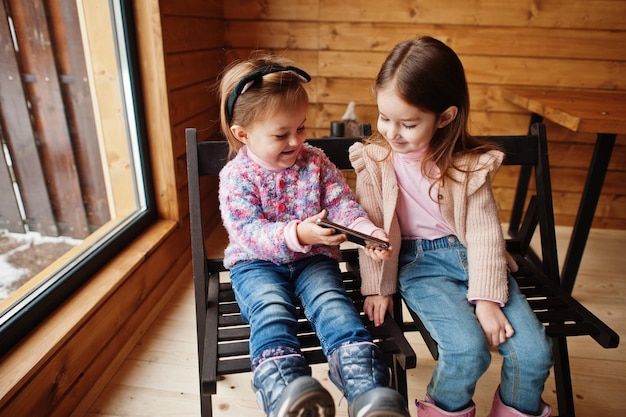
{"left": 350, "top": 37, "right": 553, "bottom": 417}
{"left": 217, "top": 54, "right": 409, "bottom": 417}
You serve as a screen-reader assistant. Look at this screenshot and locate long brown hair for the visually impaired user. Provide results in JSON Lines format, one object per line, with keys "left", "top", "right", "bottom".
{"left": 368, "top": 36, "right": 497, "bottom": 183}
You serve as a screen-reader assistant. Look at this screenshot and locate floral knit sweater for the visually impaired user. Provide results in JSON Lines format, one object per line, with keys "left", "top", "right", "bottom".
{"left": 219, "top": 143, "right": 368, "bottom": 269}
{"left": 349, "top": 142, "right": 514, "bottom": 305}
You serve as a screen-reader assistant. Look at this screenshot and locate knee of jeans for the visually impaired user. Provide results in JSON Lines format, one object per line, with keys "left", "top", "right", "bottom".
{"left": 442, "top": 342, "right": 491, "bottom": 375}
{"left": 522, "top": 335, "right": 554, "bottom": 370}
{"left": 469, "top": 347, "right": 491, "bottom": 374}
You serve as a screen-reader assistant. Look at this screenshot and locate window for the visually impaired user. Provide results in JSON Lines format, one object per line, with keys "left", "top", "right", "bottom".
{"left": 0, "top": 1, "right": 154, "bottom": 354}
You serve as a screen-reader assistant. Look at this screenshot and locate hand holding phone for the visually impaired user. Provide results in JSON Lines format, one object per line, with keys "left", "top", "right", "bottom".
{"left": 315, "top": 218, "right": 389, "bottom": 250}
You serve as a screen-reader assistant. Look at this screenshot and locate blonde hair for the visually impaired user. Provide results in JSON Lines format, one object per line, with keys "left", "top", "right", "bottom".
{"left": 218, "top": 55, "right": 310, "bottom": 155}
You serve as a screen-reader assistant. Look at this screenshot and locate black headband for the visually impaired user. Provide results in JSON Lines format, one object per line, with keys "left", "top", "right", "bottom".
{"left": 226, "top": 65, "right": 311, "bottom": 122}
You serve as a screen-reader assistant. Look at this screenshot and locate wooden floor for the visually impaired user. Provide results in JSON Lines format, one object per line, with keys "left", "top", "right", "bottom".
{"left": 87, "top": 226, "right": 625, "bottom": 417}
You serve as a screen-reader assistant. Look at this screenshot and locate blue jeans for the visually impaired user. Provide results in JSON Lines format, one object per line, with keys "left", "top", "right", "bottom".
{"left": 398, "top": 236, "right": 553, "bottom": 414}
{"left": 230, "top": 255, "right": 372, "bottom": 364}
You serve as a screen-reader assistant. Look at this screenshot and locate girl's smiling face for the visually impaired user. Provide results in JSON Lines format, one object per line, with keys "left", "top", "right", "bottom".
{"left": 231, "top": 99, "right": 308, "bottom": 169}
{"left": 376, "top": 86, "right": 456, "bottom": 154}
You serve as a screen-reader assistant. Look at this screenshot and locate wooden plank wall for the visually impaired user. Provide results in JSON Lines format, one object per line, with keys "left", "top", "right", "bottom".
{"left": 159, "top": 0, "right": 225, "bottom": 232}
{"left": 216, "top": 0, "right": 626, "bottom": 230}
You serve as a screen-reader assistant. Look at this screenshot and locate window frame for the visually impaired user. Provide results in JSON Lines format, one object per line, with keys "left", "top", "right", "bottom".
{"left": 0, "top": 0, "right": 155, "bottom": 356}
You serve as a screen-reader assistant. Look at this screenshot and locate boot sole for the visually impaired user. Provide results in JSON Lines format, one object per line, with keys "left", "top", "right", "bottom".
{"left": 275, "top": 377, "right": 335, "bottom": 417}
{"left": 349, "top": 387, "right": 409, "bottom": 417}
{"left": 280, "top": 390, "right": 335, "bottom": 417}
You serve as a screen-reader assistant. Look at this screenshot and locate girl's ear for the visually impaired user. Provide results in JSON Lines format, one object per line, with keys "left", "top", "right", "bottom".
{"left": 437, "top": 106, "right": 458, "bottom": 128}
{"left": 230, "top": 125, "right": 249, "bottom": 144}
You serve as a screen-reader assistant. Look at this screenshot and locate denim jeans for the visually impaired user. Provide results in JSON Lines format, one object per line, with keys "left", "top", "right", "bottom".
{"left": 398, "top": 236, "right": 553, "bottom": 414}
{"left": 230, "top": 255, "right": 372, "bottom": 364}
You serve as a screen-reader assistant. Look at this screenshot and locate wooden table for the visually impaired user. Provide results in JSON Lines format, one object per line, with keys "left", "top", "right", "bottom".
{"left": 502, "top": 87, "right": 626, "bottom": 294}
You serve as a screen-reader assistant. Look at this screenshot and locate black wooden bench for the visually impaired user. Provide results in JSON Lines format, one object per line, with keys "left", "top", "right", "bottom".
{"left": 186, "top": 128, "right": 416, "bottom": 417}
{"left": 395, "top": 123, "right": 619, "bottom": 417}
{"left": 186, "top": 123, "right": 619, "bottom": 417}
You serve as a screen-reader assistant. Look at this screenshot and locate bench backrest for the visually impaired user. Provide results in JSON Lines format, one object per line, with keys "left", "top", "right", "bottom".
{"left": 190, "top": 125, "right": 559, "bottom": 278}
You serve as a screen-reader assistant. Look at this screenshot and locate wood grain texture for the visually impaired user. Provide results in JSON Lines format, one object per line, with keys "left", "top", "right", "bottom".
{"left": 502, "top": 87, "right": 626, "bottom": 133}
{"left": 7, "top": 2, "right": 625, "bottom": 416}
{"left": 218, "top": 0, "right": 626, "bottom": 230}
{"left": 87, "top": 225, "right": 626, "bottom": 417}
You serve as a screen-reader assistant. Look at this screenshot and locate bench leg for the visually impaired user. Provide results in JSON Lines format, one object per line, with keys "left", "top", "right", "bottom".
{"left": 552, "top": 336, "right": 575, "bottom": 417}
{"left": 201, "top": 393, "right": 212, "bottom": 417}
{"left": 390, "top": 356, "right": 409, "bottom": 406}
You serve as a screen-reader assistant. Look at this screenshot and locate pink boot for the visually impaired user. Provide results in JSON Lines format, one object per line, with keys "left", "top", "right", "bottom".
{"left": 416, "top": 394, "right": 475, "bottom": 417}
{"left": 486, "top": 387, "right": 551, "bottom": 417}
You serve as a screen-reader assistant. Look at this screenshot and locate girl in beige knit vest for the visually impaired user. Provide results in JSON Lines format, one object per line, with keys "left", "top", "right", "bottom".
{"left": 348, "top": 37, "right": 553, "bottom": 417}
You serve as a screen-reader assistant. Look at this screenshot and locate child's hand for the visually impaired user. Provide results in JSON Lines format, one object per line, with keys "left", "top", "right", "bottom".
{"left": 474, "top": 300, "right": 515, "bottom": 347}
{"left": 297, "top": 210, "right": 347, "bottom": 246}
{"left": 362, "top": 229, "right": 392, "bottom": 261}
{"left": 363, "top": 295, "right": 394, "bottom": 327}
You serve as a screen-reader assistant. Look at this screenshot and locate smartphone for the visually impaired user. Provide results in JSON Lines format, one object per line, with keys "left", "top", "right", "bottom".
{"left": 315, "top": 218, "right": 389, "bottom": 250}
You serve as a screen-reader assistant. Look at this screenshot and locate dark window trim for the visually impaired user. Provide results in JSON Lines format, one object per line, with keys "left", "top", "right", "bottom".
{"left": 0, "top": 1, "right": 155, "bottom": 356}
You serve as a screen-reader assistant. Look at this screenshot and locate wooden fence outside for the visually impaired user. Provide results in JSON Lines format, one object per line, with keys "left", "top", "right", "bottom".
{"left": 0, "top": 1, "right": 109, "bottom": 239}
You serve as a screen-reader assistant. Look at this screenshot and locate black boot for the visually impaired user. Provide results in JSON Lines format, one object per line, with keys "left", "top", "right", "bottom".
{"left": 253, "top": 354, "right": 335, "bottom": 417}
{"left": 328, "top": 342, "right": 409, "bottom": 417}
